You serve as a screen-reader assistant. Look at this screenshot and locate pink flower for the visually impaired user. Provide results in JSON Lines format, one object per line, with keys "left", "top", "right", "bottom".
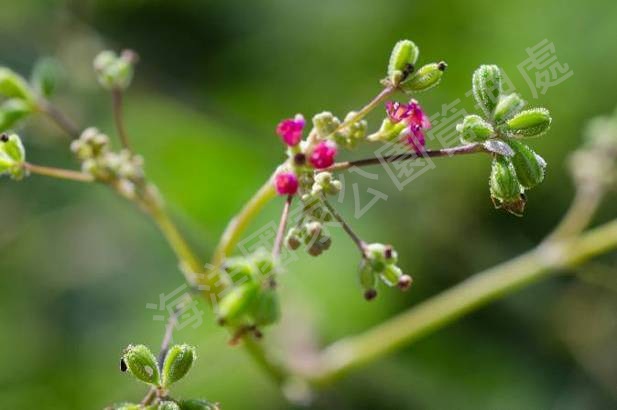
{"left": 309, "top": 140, "right": 338, "bottom": 169}
{"left": 274, "top": 171, "right": 299, "bottom": 195}
{"left": 276, "top": 114, "right": 305, "bottom": 146}
{"left": 385, "top": 100, "right": 430, "bottom": 129}
{"left": 405, "top": 125, "right": 426, "bottom": 153}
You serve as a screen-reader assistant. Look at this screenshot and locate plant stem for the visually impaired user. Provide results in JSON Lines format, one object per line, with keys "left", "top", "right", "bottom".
{"left": 546, "top": 185, "right": 604, "bottom": 242}
{"left": 322, "top": 199, "right": 366, "bottom": 256}
{"left": 211, "top": 176, "right": 277, "bottom": 267}
{"left": 38, "top": 100, "right": 81, "bottom": 139}
{"left": 24, "top": 162, "right": 94, "bottom": 182}
{"left": 325, "top": 143, "right": 486, "bottom": 172}
{"left": 112, "top": 88, "right": 134, "bottom": 152}
{"left": 273, "top": 195, "right": 293, "bottom": 260}
{"left": 303, "top": 219, "right": 617, "bottom": 385}
{"left": 332, "top": 86, "right": 395, "bottom": 135}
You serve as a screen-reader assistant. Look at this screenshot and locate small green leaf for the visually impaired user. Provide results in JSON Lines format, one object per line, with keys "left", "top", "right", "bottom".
{"left": 0, "top": 99, "right": 32, "bottom": 131}
{"left": 161, "top": 344, "right": 197, "bottom": 387}
{"left": 31, "top": 57, "right": 62, "bottom": 98}
{"left": 121, "top": 344, "right": 160, "bottom": 386}
{"left": 506, "top": 108, "right": 551, "bottom": 137}
{"left": 472, "top": 65, "right": 502, "bottom": 117}
{"left": 0, "top": 68, "right": 35, "bottom": 103}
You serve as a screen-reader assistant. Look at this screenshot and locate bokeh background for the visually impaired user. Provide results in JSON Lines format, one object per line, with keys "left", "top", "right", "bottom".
{"left": 1, "top": 0, "right": 616, "bottom": 409}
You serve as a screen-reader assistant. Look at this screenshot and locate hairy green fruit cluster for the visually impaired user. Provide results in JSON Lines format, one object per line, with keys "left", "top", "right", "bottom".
{"left": 456, "top": 65, "right": 551, "bottom": 216}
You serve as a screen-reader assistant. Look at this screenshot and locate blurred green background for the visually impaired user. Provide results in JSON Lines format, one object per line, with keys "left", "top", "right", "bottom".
{"left": 1, "top": 0, "right": 616, "bottom": 409}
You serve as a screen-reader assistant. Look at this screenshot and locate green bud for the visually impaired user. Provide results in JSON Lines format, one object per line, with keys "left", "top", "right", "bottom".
{"left": 158, "top": 401, "right": 181, "bottom": 410}
{"left": 1, "top": 133, "right": 25, "bottom": 163}
{"left": 161, "top": 344, "right": 196, "bottom": 387}
{"left": 251, "top": 289, "right": 280, "bottom": 326}
{"left": 380, "top": 264, "right": 402, "bottom": 287}
{"left": 493, "top": 93, "right": 526, "bottom": 123}
{"left": 312, "top": 111, "right": 341, "bottom": 139}
{"left": 472, "top": 65, "right": 502, "bottom": 117}
{"left": 93, "top": 50, "right": 137, "bottom": 90}
{"left": 121, "top": 344, "right": 160, "bottom": 386}
{"left": 223, "top": 257, "right": 255, "bottom": 285}
{"left": 31, "top": 57, "right": 62, "bottom": 98}
{"left": 387, "top": 40, "right": 419, "bottom": 85}
{"left": 489, "top": 156, "right": 526, "bottom": 216}
{"left": 217, "top": 282, "right": 259, "bottom": 325}
{"left": 506, "top": 108, "right": 551, "bottom": 137}
{"left": 358, "top": 259, "right": 377, "bottom": 301}
{"left": 457, "top": 114, "right": 494, "bottom": 143}
{"left": 400, "top": 62, "right": 446, "bottom": 94}
{"left": 179, "top": 399, "right": 220, "bottom": 410}
{"left": 0, "top": 68, "right": 34, "bottom": 103}
{"left": 367, "top": 118, "right": 407, "bottom": 142}
{"left": 0, "top": 99, "right": 32, "bottom": 131}
{"left": 285, "top": 227, "right": 302, "bottom": 250}
{"left": 506, "top": 140, "right": 546, "bottom": 189}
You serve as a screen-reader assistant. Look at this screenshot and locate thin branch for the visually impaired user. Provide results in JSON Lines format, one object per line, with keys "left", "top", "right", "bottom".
{"left": 304, "top": 218, "right": 617, "bottom": 385}
{"left": 38, "top": 100, "right": 81, "bottom": 139}
{"left": 322, "top": 198, "right": 366, "bottom": 256}
{"left": 24, "top": 162, "right": 94, "bottom": 182}
{"left": 158, "top": 304, "right": 181, "bottom": 367}
{"left": 325, "top": 143, "right": 487, "bottom": 172}
{"left": 545, "top": 184, "right": 604, "bottom": 242}
{"left": 331, "top": 86, "right": 395, "bottom": 136}
{"left": 273, "top": 195, "right": 293, "bottom": 260}
{"left": 112, "top": 88, "right": 134, "bottom": 152}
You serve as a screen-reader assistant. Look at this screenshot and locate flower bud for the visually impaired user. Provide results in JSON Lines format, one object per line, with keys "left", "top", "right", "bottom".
{"left": 0, "top": 68, "right": 34, "bottom": 103}
{"left": 400, "top": 62, "right": 446, "bottom": 94}
{"left": 158, "top": 401, "right": 180, "bottom": 410}
{"left": 311, "top": 172, "right": 341, "bottom": 196}
{"left": 489, "top": 156, "right": 526, "bottom": 216}
{"left": 251, "top": 289, "right": 280, "bottom": 326}
{"left": 358, "top": 259, "right": 377, "bottom": 301}
{"left": 380, "top": 264, "right": 403, "bottom": 287}
{"left": 121, "top": 344, "right": 160, "bottom": 386}
{"left": 161, "top": 344, "right": 197, "bottom": 387}
{"left": 31, "top": 57, "right": 62, "bottom": 98}
{"left": 276, "top": 114, "right": 305, "bottom": 146}
{"left": 285, "top": 227, "right": 302, "bottom": 250}
{"left": 493, "top": 93, "right": 526, "bottom": 123}
{"left": 387, "top": 40, "right": 419, "bottom": 85}
{"left": 274, "top": 171, "right": 299, "bottom": 195}
{"left": 217, "top": 282, "right": 259, "bottom": 325}
{"left": 179, "top": 399, "right": 220, "bottom": 410}
{"left": 506, "top": 140, "right": 546, "bottom": 189}
{"left": 0, "top": 99, "right": 32, "bottom": 132}
{"left": 309, "top": 141, "right": 337, "bottom": 169}
{"left": 472, "top": 65, "right": 502, "bottom": 117}
{"left": 312, "top": 112, "right": 341, "bottom": 139}
{"left": 93, "top": 50, "right": 136, "bottom": 90}
{"left": 506, "top": 108, "right": 551, "bottom": 137}
{"left": 457, "top": 114, "right": 494, "bottom": 143}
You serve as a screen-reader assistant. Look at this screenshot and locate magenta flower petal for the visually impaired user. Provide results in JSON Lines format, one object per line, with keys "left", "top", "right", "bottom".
{"left": 406, "top": 125, "right": 426, "bottom": 153}
{"left": 274, "top": 171, "right": 299, "bottom": 195}
{"left": 385, "top": 101, "right": 413, "bottom": 123}
{"left": 309, "top": 140, "right": 338, "bottom": 169}
{"left": 276, "top": 114, "right": 305, "bottom": 146}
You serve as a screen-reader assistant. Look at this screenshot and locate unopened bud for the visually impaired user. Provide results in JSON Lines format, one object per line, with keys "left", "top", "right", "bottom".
{"left": 217, "top": 282, "right": 259, "bottom": 325}
{"left": 506, "top": 108, "right": 551, "bottom": 137}
{"left": 312, "top": 111, "right": 341, "bottom": 139}
{"left": 387, "top": 40, "right": 419, "bottom": 85}
{"left": 457, "top": 114, "right": 494, "bottom": 143}
{"left": 161, "top": 344, "right": 196, "bottom": 387}
{"left": 506, "top": 140, "right": 546, "bottom": 189}
{"left": 121, "top": 344, "right": 160, "bottom": 386}
{"left": 472, "top": 65, "right": 502, "bottom": 117}
{"left": 400, "top": 62, "right": 445, "bottom": 94}
{"left": 493, "top": 93, "right": 526, "bottom": 123}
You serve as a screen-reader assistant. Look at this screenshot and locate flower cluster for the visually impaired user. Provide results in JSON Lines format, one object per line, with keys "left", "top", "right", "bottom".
{"left": 359, "top": 243, "right": 411, "bottom": 300}
{"left": 110, "top": 343, "right": 219, "bottom": 410}
{"left": 455, "top": 65, "right": 551, "bottom": 216}
{"left": 71, "top": 127, "right": 160, "bottom": 205}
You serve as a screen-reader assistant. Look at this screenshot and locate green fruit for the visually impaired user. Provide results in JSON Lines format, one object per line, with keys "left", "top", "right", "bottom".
{"left": 400, "top": 62, "right": 446, "bottom": 93}
{"left": 161, "top": 344, "right": 197, "bottom": 387}
{"left": 472, "top": 65, "right": 502, "bottom": 117}
{"left": 493, "top": 93, "right": 526, "bottom": 123}
{"left": 506, "top": 108, "right": 551, "bottom": 137}
{"left": 506, "top": 140, "right": 546, "bottom": 189}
